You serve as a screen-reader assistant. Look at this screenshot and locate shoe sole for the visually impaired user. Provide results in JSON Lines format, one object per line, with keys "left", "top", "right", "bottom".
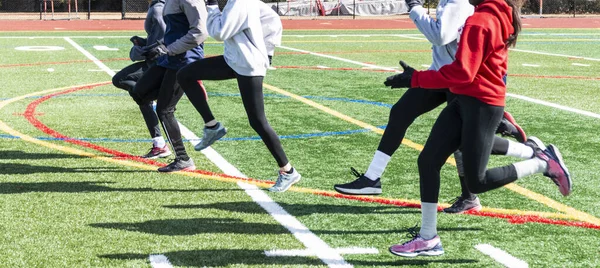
{"left": 503, "top": 111, "right": 527, "bottom": 143}
{"left": 333, "top": 187, "right": 382, "bottom": 195}
{"left": 157, "top": 165, "right": 196, "bottom": 173}
{"left": 527, "top": 136, "right": 547, "bottom": 151}
{"left": 546, "top": 145, "right": 572, "bottom": 196}
{"left": 143, "top": 151, "right": 172, "bottom": 160}
{"left": 389, "top": 248, "right": 444, "bottom": 258}
{"left": 268, "top": 174, "right": 302, "bottom": 193}
{"left": 194, "top": 128, "right": 227, "bottom": 151}
{"left": 443, "top": 204, "right": 482, "bottom": 214}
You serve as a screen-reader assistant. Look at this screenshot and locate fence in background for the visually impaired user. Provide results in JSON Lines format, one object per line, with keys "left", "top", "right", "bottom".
{"left": 0, "top": 0, "right": 598, "bottom": 20}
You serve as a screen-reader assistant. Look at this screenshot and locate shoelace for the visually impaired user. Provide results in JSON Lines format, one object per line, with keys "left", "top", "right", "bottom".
{"left": 350, "top": 167, "right": 363, "bottom": 178}
{"left": 447, "top": 196, "right": 465, "bottom": 209}
{"left": 400, "top": 224, "right": 421, "bottom": 246}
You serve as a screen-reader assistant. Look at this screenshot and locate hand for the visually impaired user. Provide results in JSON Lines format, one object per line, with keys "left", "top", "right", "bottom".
{"left": 405, "top": 0, "right": 423, "bottom": 11}
{"left": 384, "top": 61, "right": 415, "bottom": 89}
{"left": 268, "top": 55, "right": 273, "bottom": 66}
{"left": 130, "top": 36, "right": 147, "bottom": 46}
{"left": 142, "top": 42, "right": 169, "bottom": 61}
{"left": 205, "top": 0, "right": 218, "bottom": 5}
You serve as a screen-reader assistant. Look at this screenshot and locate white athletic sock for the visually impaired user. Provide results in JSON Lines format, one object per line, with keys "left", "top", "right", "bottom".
{"left": 364, "top": 150, "right": 391, "bottom": 181}
{"left": 506, "top": 140, "right": 534, "bottom": 159}
{"left": 513, "top": 158, "right": 548, "bottom": 178}
{"left": 205, "top": 119, "right": 218, "bottom": 128}
{"left": 152, "top": 137, "right": 166, "bottom": 148}
{"left": 419, "top": 202, "right": 438, "bottom": 240}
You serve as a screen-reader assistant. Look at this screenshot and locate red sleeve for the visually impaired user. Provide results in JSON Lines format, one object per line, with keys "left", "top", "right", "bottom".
{"left": 411, "top": 24, "right": 490, "bottom": 89}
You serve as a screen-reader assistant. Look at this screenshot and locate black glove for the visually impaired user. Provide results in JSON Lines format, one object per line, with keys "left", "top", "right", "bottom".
{"left": 268, "top": 55, "right": 273, "bottom": 66}
{"left": 405, "top": 0, "right": 423, "bottom": 11}
{"left": 142, "top": 41, "right": 169, "bottom": 61}
{"left": 384, "top": 61, "right": 415, "bottom": 89}
{"left": 206, "top": 0, "right": 218, "bottom": 5}
{"left": 130, "top": 36, "right": 147, "bottom": 46}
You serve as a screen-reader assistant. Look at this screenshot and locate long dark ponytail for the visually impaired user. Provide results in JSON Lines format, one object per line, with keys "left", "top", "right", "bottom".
{"left": 505, "top": 0, "right": 522, "bottom": 47}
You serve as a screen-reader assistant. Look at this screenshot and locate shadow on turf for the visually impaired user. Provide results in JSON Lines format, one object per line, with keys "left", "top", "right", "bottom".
{"left": 90, "top": 218, "right": 290, "bottom": 235}
{"left": 100, "top": 249, "right": 323, "bottom": 266}
{"left": 0, "top": 150, "right": 85, "bottom": 160}
{"left": 100, "top": 250, "right": 478, "bottom": 266}
{"left": 0, "top": 181, "right": 244, "bottom": 194}
{"left": 0, "top": 163, "right": 153, "bottom": 175}
{"left": 164, "top": 201, "right": 421, "bottom": 216}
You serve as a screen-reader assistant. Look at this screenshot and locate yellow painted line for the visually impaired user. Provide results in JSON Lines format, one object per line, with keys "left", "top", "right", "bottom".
{"left": 1, "top": 84, "right": 579, "bottom": 222}
{"left": 263, "top": 83, "right": 600, "bottom": 226}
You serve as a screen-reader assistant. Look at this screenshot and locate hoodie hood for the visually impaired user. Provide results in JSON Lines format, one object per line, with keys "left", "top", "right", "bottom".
{"left": 476, "top": 0, "right": 514, "bottom": 44}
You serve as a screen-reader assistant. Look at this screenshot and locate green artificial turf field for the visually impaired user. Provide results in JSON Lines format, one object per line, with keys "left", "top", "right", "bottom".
{"left": 0, "top": 28, "right": 598, "bottom": 267}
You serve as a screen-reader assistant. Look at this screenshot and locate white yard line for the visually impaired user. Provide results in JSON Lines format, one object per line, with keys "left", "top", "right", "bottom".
{"left": 149, "top": 255, "right": 174, "bottom": 268}
{"left": 65, "top": 37, "right": 349, "bottom": 268}
{"left": 279, "top": 44, "right": 600, "bottom": 120}
{"left": 64, "top": 37, "right": 115, "bottom": 76}
{"left": 507, "top": 93, "right": 600, "bottom": 119}
{"left": 510, "top": 48, "right": 600, "bottom": 62}
{"left": 475, "top": 244, "right": 529, "bottom": 268}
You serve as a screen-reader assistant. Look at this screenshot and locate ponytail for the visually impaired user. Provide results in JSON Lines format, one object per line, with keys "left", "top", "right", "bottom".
{"left": 505, "top": 0, "right": 522, "bottom": 47}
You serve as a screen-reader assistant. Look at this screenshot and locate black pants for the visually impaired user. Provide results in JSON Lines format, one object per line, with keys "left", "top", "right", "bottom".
{"left": 177, "top": 55, "right": 289, "bottom": 167}
{"left": 418, "top": 95, "right": 518, "bottom": 203}
{"left": 130, "top": 64, "right": 188, "bottom": 159}
{"left": 113, "top": 61, "right": 161, "bottom": 139}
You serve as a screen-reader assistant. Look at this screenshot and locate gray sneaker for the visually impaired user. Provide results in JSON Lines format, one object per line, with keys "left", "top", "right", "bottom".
{"left": 268, "top": 168, "right": 301, "bottom": 192}
{"left": 194, "top": 122, "right": 227, "bottom": 151}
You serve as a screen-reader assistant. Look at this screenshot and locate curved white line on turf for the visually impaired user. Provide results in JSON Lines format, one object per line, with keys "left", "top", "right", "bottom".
{"left": 475, "top": 244, "right": 529, "bottom": 268}
{"left": 149, "top": 254, "right": 173, "bottom": 268}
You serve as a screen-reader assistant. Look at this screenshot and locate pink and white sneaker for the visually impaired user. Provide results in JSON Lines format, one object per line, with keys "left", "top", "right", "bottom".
{"left": 141, "top": 145, "right": 172, "bottom": 159}
{"left": 389, "top": 229, "right": 444, "bottom": 257}
{"left": 535, "top": 144, "right": 572, "bottom": 196}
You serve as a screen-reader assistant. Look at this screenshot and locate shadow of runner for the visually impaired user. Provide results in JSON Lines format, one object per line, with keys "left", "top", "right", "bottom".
{"left": 100, "top": 249, "right": 324, "bottom": 267}
{"left": 0, "top": 150, "right": 86, "bottom": 160}
{"left": 90, "top": 218, "right": 289, "bottom": 236}
{"left": 0, "top": 181, "right": 245, "bottom": 194}
{"left": 164, "top": 201, "right": 421, "bottom": 216}
{"left": 0, "top": 163, "right": 153, "bottom": 175}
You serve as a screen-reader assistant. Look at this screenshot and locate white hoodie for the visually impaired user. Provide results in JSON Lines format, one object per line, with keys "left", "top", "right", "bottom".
{"left": 207, "top": 0, "right": 270, "bottom": 76}
{"left": 259, "top": 4, "right": 282, "bottom": 57}
{"left": 409, "top": 0, "right": 474, "bottom": 71}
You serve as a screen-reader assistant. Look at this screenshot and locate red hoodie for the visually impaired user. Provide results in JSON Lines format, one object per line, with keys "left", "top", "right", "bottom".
{"left": 410, "top": 0, "right": 514, "bottom": 107}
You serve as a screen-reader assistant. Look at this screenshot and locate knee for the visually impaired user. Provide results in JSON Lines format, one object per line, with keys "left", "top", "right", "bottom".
{"left": 128, "top": 88, "right": 144, "bottom": 106}
{"left": 176, "top": 69, "right": 191, "bottom": 87}
{"left": 156, "top": 106, "right": 174, "bottom": 119}
{"left": 463, "top": 172, "right": 486, "bottom": 194}
{"left": 417, "top": 150, "right": 436, "bottom": 172}
{"left": 247, "top": 116, "right": 268, "bottom": 133}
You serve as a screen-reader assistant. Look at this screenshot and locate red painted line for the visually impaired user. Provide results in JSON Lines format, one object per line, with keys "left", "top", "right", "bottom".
{"left": 510, "top": 73, "right": 600, "bottom": 80}
{"left": 23, "top": 85, "right": 600, "bottom": 231}
{"left": 0, "top": 58, "right": 129, "bottom": 68}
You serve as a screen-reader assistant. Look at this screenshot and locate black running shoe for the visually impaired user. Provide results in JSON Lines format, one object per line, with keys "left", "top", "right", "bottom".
{"left": 443, "top": 196, "right": 482, "bottom": 214}
{"left": 334, "top": 167, "right": 382, "bottom": 195}
{"left": 496, "top": 111, "right": 527, "bottom": 143}
{"left": 158, "top": 158, "right": 196, "bottom": 173}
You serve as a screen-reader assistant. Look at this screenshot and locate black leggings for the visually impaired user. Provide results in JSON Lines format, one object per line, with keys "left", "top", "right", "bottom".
{"left": 112, "top": 62, "right": 161, "bottom": 139}
{"left": 177, "top": 55, "right": 289, "bottom": 167}
{"left": 378, "top": 87, "right": 509, "bottom": 157}
{"left": 418, "top": 95, "right": 518, "bottom": 203}
{"left": 130, "top": 64, "right": 188, "bottom": 159}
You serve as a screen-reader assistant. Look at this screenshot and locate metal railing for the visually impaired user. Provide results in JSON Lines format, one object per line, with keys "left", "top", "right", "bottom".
{"left": 0, "top": 0, "right": 598, "bottom": 20}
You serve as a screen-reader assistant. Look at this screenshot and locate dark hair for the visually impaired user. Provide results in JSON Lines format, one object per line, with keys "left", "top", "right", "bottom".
{"left": 505, "top": 0, "right": 522, "bottom": 47}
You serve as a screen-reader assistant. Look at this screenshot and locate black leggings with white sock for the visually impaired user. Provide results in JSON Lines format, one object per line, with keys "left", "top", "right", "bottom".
{"left": 129, "top": 64, "right": 189, "bottom": 160}
{"left": 418, "top": 95, "right": 519, "bottom": 203}
{"left": 177, "top": 55, "right": 289, "bottom": 167}
{"left": 112, "top": 62, "right": 162, "bottom": 139}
